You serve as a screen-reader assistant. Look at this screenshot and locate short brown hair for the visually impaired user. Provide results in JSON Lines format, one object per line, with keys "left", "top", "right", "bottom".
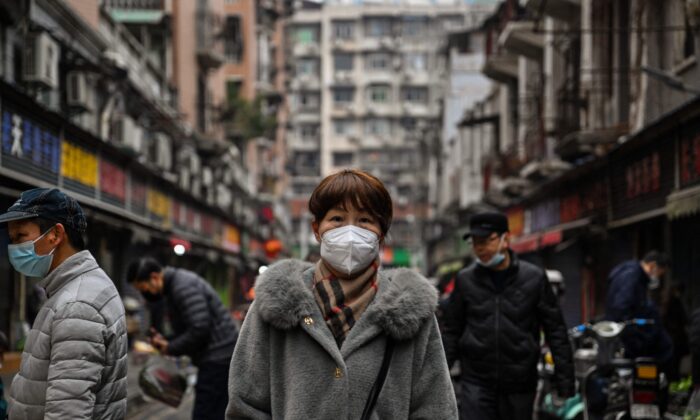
{"left": 309, "top": 169, "right": 393, "bottom": 235}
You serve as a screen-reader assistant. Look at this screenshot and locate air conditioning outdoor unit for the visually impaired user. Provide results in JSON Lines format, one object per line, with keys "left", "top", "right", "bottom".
{"left": 23, "top": 32, "right": 59, "bottom": 89}
{"left": 67, "top": 72, "right": 92, "bottom": 112}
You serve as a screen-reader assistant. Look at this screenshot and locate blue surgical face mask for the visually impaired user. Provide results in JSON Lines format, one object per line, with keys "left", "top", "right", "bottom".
{"left": 477, "top": 235, "right": 506, "bottom": 269}
{"left": 8, "top": 226, "right": 57, "bottom": 278}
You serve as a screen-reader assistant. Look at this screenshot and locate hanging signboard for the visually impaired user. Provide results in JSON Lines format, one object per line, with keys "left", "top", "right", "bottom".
{"left": 610, "top": 144, "right": 673, "bottom": 220}
{"left": 61, "top": 140, "right": 98, "bottom": 197}
{"left": 680, "top": 130, "right": 700, "bottom": 188}
{"left": 99, "top": 160, "right": 126, "bottom": 207}
{"left": 222, "top": 224, "right": 241, "bottom": 253}
{"left": 530, "top": 199, "right": 560, "bottom": 232}
{"left": 1, "top": 108, "right": 61, "bottom": 183}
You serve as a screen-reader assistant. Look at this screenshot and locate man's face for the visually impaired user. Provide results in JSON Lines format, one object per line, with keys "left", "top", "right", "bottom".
{"left": 471, "top": 232, "right": 507, "bottom": 263}
{"left": 648, "top": 262, "right": 667, "bottom": 279}
{"left": 133, "top": 272, "right": 163, "bottom": 297}
{"left": 7, "top": 220, "right": 58, "bottom": 256}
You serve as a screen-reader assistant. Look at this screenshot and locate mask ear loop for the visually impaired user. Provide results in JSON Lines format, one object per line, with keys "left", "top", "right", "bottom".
{"left": 33, "top": 224, "right": 59, "bottom": 256}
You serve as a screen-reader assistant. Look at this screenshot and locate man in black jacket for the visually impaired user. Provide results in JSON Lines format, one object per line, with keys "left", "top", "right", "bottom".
{"left": 127, "top": 257, "right": 238, "bottom": 420}
{"left": 442, "top": 212, "right": 575, "bottom": 420}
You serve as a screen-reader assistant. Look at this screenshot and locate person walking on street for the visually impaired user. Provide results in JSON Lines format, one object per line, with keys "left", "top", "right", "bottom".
{"left": 127, "top": 258, "right": 238, "bottom": 420}
{"left": 604, "top": 251, "right": 673, "bottom": 364}
{"left": 226, "top": 169, "right": 458, "bottom": 419}
{"left": 1, "top": 188, "right": 127, "bottom": 419}
{"left": 442, "top": 211, "right": 575, "bottom": 420}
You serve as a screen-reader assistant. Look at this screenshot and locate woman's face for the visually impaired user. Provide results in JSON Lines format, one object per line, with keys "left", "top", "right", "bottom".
{"left": 312, "top": 202, "right": 383, "bottom": 243}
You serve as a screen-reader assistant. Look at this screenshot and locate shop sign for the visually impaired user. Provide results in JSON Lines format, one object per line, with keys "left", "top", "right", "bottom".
{"left": 99, "top": 160, "right": 126, "bottom": 205}
{"left": 1, "top": 109, "right": 60, "bottom": 181}
{"left": 530, "top": 199, "right": 560, "bottom": 232}
{"left": 506, "top": 207, "right": 525, "bottom": 237}
{"left": 610, "top": 145, "right": 673, "bottom": 220}
{"left": 130, "top": 179, "right": 147, "bottom": 216}
{"left": 560, "top": 178, "right": 607, "bottom": 223}
{"left": 680, "top": 132, "right": 700, "bottom": 187}
{"left": 222, "top": 225, "right": 241, "bottom": 253}
{"left": 147, "top": 189, "right": 171, "bottom": 224}
{"left": 625, "top": 152, "right": 661, "bottom": 199}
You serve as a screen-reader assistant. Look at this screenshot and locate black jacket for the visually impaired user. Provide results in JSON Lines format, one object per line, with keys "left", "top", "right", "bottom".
{"left": 163, "top": 267, "right": 238, "bottom": 365}
{"left": 604, "top": 261, "right": 673, "bottom": 362}
{"left": 442, "top": 252, "right": 575, "bottom": 395}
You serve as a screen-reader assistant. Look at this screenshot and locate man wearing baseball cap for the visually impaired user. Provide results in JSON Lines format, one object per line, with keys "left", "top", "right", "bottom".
{"left": 0, "top": 188, "right": 127, "bottom": 419}
{"left": 442, "top": 211, "right": 574, "bottom": 419}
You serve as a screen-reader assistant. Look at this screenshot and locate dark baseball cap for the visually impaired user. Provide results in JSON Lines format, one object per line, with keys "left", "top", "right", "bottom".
{"left": 0, "top": 188, "right": 87, "bottom": 232}
{"left": 463, "top": 212, "right": 509, "bottom": 240}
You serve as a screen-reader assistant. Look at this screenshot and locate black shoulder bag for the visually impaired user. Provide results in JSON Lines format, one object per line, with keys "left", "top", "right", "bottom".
{"left": 361, "top": 337, "right": 395, "bottom": 420}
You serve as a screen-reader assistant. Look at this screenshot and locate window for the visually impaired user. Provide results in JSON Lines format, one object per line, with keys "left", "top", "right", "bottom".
{"left": 333, "top": 21, "right": 354, "bottom": 40}
{"left": 226, "top": 80, "right": 242, "bottom": 106}
{"left": 400, "top": 117, "right": 417, "bottom": 132}
{"left": 365, "top": 18, "right": 392, "bottom": 38}
{"left": 333, "top": 152, "right": 354, "bottom": 167}
{"left": 365, "top": 118, "right": 391, "bottom": 136}
{"left": 367, "top": 85, "right": 391, "bottom": 103}
{"left": 401, "top": 17, "right": 428, "bottom": 38}
{"left": 297, "top": 91, "right": 320, "bottom": 111}
{"left": 402, "top": 87, "right": 428, "bottom": 103}
{"left": 404, "top": 52, "right": 428, "bottom": 71}
{"left": 333, "top": 88, "right": 354, "bottom": 104}
{"left": 296, "top": 26, "right": 318, "bottom": 45}
{"left": 440, "top": 15, "right": 464, "bottom": 31}
{"left": 296, "top": 58, "right": 318, "bottom": 76}
{"left": 300, "top": 124, "right": 319, "bottom": 139}
{"left": 334, "top": 119, "right": 354, "bottom": 135}
{"left": 291, "top": 152, "right": 320, "bottom": 176}
{"left": 223, "top": 16, "right": 243, "bottom": 62}
{"left": 365, "top": 53, "right": 391, "bottom": 71}
{"left": 334, "top": 53, "right": 354, "bottom": 71}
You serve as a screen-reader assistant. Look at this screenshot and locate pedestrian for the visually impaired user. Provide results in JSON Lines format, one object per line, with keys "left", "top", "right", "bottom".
{"left": 126, "top": 257, "right": 239, "bottom": 420}
{"left": 604, "top": 250, "right": 673, "bottom": 364}
{"left": 226, "top": 169, "right": 457, "bottom": 419}
{"left": 442, "top": 211, "right": 575, "bottom": 420}
{"left": 0, "top": 187, "right": 127, "bottom": 419}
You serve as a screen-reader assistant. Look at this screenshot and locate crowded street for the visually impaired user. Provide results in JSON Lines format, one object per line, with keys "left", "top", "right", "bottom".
{"left": 2, "top": 0, "right": 700, "bottom": 419}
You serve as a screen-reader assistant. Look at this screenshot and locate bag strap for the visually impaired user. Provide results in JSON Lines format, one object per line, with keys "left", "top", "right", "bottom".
{"left": 361, "top": 336, "right": 395, "bottom": 420}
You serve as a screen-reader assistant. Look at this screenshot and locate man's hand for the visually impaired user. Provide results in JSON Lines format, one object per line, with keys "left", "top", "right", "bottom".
{"left": 149, "top": 327, "right": 169, "bottom": 354}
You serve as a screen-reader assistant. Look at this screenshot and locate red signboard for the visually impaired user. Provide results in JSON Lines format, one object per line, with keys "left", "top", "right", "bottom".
{"left": 99, "top": 160, "right": 126, "bottom": 203}
{"left": 625, "top": 152, "right": 661, "bottom": 199}
{"left": 680, "top": 133, "right": 700, "bottom": 187}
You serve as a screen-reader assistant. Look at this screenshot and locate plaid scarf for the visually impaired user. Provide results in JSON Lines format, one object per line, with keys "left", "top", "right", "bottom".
{"left": 312, "top": 258, "right": 380, "bottom": 347}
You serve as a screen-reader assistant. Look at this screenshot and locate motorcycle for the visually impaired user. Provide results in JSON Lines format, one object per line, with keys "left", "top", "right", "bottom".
{"left": 572, "top": 319, "right": 666, "bottom": 420}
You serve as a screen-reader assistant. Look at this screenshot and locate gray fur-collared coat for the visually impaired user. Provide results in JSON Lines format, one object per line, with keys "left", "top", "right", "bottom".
{"left": 226, "top": 259, "right": 458, "bottom": 419}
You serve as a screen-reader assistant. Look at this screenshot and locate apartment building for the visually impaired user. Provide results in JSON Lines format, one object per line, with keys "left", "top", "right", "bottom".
{"left": 285, "top": 0, "right": 494, "bottom": 267}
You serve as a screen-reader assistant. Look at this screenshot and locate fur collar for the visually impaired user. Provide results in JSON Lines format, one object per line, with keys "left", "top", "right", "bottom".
{"left": 254, "top": 259, "right": 438, "bottom": 340}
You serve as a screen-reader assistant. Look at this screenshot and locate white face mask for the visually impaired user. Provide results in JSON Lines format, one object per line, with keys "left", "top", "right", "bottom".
{"left": 320, "top": 225, "right": 380, "bottom": 276}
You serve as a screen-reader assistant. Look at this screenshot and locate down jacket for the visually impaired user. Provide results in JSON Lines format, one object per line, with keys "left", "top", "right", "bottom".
{"left": 9, "top": 250, "right": 128, "bottom": 419}
{"left": 161, "top": 267, "right": 238, "bottom": 365}
{"left": 226, "top": 259, "right": 458, "bottom": 419}
{"left": 442, "top": 251, "right": 575, "bottom": 395}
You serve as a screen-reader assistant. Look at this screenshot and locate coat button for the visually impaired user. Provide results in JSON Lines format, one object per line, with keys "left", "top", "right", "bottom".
{"left": 335, "top": 367, "right": 343, "bottom": 378}
{"left": 303, "top": 316, "right": 314, "bottom": 325}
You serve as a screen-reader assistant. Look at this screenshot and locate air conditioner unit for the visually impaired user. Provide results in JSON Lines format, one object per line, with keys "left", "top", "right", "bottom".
{"left": 67, "top": 72, "right": 92, "bottom": 112}
{"left": 23, "top": 32, "right": 59, "bottom": 89}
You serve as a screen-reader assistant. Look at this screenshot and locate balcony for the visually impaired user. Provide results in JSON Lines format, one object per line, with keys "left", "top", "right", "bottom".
{"left": 482, "top": 52, "right": 518, "bottom": 83}
{"left": 499, "top": 21, "right": 544, "bottom": 61}
{"left": 196, "top": 10, "right": 225, "bottom": 69}
{"left": 293, "top": 43, "right": 320, "bottom": 57}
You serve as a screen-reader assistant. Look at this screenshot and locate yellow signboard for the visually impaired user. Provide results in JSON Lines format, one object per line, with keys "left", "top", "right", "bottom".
{"left": 147, "top": 189, "right": 171, "bottom": 220}
{"left": 61, "top": 142, "right": 98, "bottom": 187}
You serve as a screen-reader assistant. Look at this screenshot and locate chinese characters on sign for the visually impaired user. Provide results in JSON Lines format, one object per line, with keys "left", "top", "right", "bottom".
{"left": 1, "top": 110, "right": 61, "bottom": 177}
{"left": 625, "top": 152, "right": 660, "bottom": 199}
{"left": 680, "top": 134, "right": 700, "bottom": 187}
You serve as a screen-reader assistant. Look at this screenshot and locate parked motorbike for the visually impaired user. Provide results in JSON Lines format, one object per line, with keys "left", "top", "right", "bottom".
{"left": 572, "top": 319, "right": 666, "bottom": 420}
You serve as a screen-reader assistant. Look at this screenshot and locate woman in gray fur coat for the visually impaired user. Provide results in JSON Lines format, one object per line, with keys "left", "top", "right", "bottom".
{"left": 226, "top": 169, "right": 458, "bottom": 419}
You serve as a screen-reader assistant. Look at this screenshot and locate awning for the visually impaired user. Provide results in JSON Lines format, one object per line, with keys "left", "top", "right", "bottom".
{"left": 109, "top": 10, "right": 165, "bottom": 24}
{"left": 510, "top": 217, "right": 592, "bottom": 253}
{"left": 667, "top": 185, "right": 700, "bottom": 220}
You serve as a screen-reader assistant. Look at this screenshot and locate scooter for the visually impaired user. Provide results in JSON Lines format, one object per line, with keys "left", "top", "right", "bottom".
{"left": 572, "top": 319, "right": 665, "bottom": 420}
